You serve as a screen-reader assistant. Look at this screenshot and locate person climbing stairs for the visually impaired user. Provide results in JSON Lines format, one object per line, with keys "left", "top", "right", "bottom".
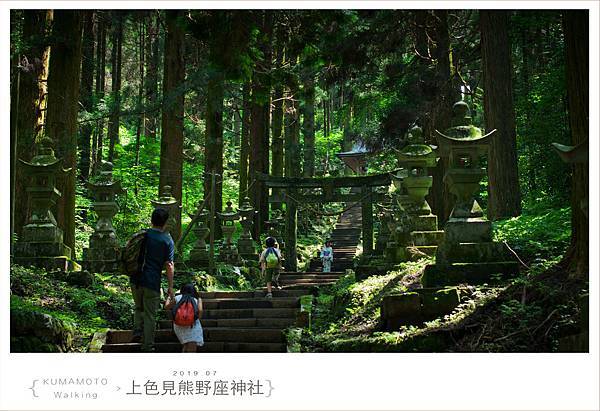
{"left": 98, "top": 201, "right": 363, "bottom": 353}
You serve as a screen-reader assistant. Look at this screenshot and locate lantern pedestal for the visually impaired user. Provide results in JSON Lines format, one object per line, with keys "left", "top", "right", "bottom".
{"left": 82, "top": 161, "right": 123, "bottom": 272}
{"left": 423, "top": 101, "right": 518, "bottom": 287}
{"left": 186, "top": 202, "right": 210, "bottom": 269}
{"left": 13, "top": 139, "right": 78, "bottom": 271}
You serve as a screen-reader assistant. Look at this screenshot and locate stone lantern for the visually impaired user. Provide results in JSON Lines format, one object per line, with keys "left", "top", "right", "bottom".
{"left": 396, "top": 126, "right": 438, "bottom": 217}
{"left": 13, "top": 138, "right": 75, "bottom": 270}
{"left": 434, "top": 101, "right": 495, "bottom": 220}
{"left": 237, "top": 197, "right": 258, "bottom": 260}
{"left": 217, "top": 200, "right": 240, "bottom": 264}
{"left": 82, "top": 160, "right": 124, "bottom": 272}
{"left": 395, "top": 126, "right": 444, "bottom": 258}
{"left": 151, "top": 185, "right": 180, "bottom": 237}
{"left": 423, "top": 101, "right": 518, "bottom": 287}
{"left": 265, "top": 209, "right": 285, "bottom": 252}
{"left": 187, "top": 199, "right": 210, "bottom": 268}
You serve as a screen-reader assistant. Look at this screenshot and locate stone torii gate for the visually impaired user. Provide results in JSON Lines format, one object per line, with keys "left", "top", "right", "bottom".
{"left": 256, "top": 172, "right": 392, "bottom": 271}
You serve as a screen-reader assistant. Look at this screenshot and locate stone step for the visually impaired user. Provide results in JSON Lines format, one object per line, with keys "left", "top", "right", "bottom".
{"left": 199, "top": 290, "right": 309, "bottom": 299}
{"left": 102, "top": 341, "right": 287, "bottom": 353}
{"left": 281, "top": 282, "right": 336, "bottom": 289}
{"left": 278, "top": 274, "right": 342, "bottom": 280}
{"left": 203, "top": 307, "right": 299, "bottom": 319}
{"left": 281, "top": 271, "right": 344, "bottom": 275}
{"left": 279, "top": 278, "right": 339, "bottom": 285}
{"left": 411, "top": 230, "right": 445, "bottom": 246}
{"left": 107, "top": 327, "right": 285, "bottom": 344}
{"left": 422, "top": 262, "right": 520, "bottom": 287}
{"left": 159, "top": 317, "right": 297, "bottom": 329}
{"left": 201, "top": 297, "right": 299, "bottom": 310}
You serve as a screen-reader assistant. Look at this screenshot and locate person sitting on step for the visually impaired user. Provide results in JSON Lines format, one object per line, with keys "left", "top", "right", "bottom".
{"left": 164, "top": 283, "right": 204, "bottom": 353}
{"left": 259, "top": 237, "right": 282, "bottom": 299}
{"left": 320, "top": 240, "right": 334, "bottom": 273}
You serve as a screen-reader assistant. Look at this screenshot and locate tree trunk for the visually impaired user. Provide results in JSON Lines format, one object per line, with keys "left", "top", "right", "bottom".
{"left": 249, "top": 11, "right": 272, "bottom": 238}
{"left": 145, "top": 11, "right": 160, "bottom": 140}
{"left": 519, "top": 15, "right": 537, "bottom": 193}
{"left": 239, "top": 83, "right": 251, "bottom": 206}
{"left": 134, "top": 13, "right": 145, "bottom": 168}
{"left": 427, "top": 10, "right": 454, "bottom": 225}
{"left": 562, "top": 10, "right": 589, "bottom": 279}
{"left": 79, "top": 11, "right": 95, "bottom": 182}
{"left": 480, "top": 10, "right": 522, "bottom": 220}
{"left": 284, "top": 87, "right": 301, "bottom": 178}
{"left": 107, "top": 12, "right": 123, "bottom": 163}
{"left": 45, "top": 10, "right": 83, "bottom": 256}
{"left": 93, "top": 12, "right": 107, "bottom": 171}
{"left": 204, "top": 70, "right": 225, "bottom": 238}
{"left": 302, "top": 77, "right": 316, "bottom": 177}
{"left": 159, "top": 10, "right": 185, "bottom": 241}
{"left": 13, "top": 10, "right": 53, "bottom": 238}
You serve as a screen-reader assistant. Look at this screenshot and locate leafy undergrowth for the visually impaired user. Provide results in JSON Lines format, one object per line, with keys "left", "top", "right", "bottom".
{"left": 446, "top": 263, "right": 587, "bottom": 352}
{"left": 10, "top": 264, "right": 134, "bottom": 351}
{"left": 493, "top": 198, "right": 571, "bottom": 263}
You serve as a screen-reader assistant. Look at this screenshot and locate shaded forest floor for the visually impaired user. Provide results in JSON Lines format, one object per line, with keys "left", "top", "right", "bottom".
{"left": 299, "top": 198, "right": 586, "bottom": 352}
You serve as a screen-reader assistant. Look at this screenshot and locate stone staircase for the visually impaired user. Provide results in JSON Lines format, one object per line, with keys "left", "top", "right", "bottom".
{"left": 97, "top": 201, "right": 365, "bottom": 353}
{"left": 309, "top": 203, "right": 362, "bottom": 272}
{"left": 98, "top": 270, "right": 345, "bottom": 353}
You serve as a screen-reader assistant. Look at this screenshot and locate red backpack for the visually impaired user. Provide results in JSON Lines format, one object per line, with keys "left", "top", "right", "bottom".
{"left": 172, "top": 294, "right": 199, "bottom": 328}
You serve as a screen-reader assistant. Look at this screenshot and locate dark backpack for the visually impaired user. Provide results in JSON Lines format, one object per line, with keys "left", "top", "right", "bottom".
{"left": 172, "top": 294, "right": 199, "bottom": 328}
{"left": 120, "top": 230, "right": 147, "bottom": 277}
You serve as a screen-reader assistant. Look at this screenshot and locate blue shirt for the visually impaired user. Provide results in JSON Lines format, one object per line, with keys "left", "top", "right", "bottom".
{"left": 132, "top": 228, "right": 174, "bottom": 292}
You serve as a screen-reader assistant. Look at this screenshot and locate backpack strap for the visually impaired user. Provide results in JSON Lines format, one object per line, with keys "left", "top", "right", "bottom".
{"left": 266, "top": 247, "right": 280, "bottom": 262}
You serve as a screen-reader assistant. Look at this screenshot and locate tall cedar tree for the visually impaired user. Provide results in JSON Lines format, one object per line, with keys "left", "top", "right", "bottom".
{"left": 238, "top": 83, "right": 251, "bottom": 206}
{"left": 249, "top": 11, "right": 273, "bottom": 238}
{"left": 302, "top": 76, "right": 316, "bottom": 177}
{"left": 204, "top": 37, "right": 225, "bottom": 237}
{"left": 45, "top": 10, "right": 83, "bottom": 256}
{"left": 270, "top": 26, "right": 285, "bottom": 205}
{"left": 107, "top": 12, "right": 123, "bottom": 163}
{"left": 159, "top": 10, "right": 185, "bottom": 241}
{"left": 13, "top": 10, "right": 53, "bottom": 238}
{"left": 562, "top": 10, "right": 589, "bottom": 279}
{"left": 480, "top": 10, "right": 522, "bottom": 220}
{"left": 426, "top": 10, "right": 455, "bottom": 224}
{"left": 92, "top": 12, "right": 107, "bottom": 170}
{"left": 145, "top": 11, "right": 160, "bottom": 139}
{"left": 78, "top": 11, "right": 95, "bottom": 182}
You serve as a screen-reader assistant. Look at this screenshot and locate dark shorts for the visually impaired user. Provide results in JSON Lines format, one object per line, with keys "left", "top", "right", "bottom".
{"left": 264, "top": 268, "right": 279, "bottom": 282}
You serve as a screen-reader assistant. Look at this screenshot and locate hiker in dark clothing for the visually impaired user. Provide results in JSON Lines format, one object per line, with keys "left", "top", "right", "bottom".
{"left": 130, "top": 208, "right": 175, "bottom": 352}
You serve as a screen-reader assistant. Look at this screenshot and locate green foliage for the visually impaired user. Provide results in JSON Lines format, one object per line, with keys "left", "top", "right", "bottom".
{"left": 10, "top": 264, "right": 134, "bottom": 350}
{"left": 493, "top": 197, "right": 571, "bottom": 262}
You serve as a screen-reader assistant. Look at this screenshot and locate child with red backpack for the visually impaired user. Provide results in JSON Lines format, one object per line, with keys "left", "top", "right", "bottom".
{"left": 259, "top": 237, "right": 282, "bottom": 299}
{"left": 164, "top": 283, "right": 203, "bottom": 352}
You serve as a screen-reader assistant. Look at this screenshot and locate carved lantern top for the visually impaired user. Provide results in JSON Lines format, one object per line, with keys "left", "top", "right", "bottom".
{"left": 153, "top": 185, "right": 178, "bottom": 207}
{"left": 189, "top": 198, "right": 209, "bottom": 221}
{"left": 87, "top": 161, "right": 123, "bottom": 199}
{"left": 238, "top": 197, "right": 257, "bottom": 219}
{"left": 435, "top": 101, "right": 496, "bottom": 168}
{"left": 397, "top": 125, "right": 438, "bottom": 176}
{"left": 19, "top": 138, "right": 70, "bottom": 189}
{"left": 218, "top": 201, "right": 240, "bottom": 226}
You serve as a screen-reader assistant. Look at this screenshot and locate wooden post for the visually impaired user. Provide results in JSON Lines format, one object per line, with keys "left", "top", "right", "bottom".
{"left": 285, "top": 189, "right": 298, "bottom": 272}
{"left": 361, "top": 185, "right": 373, "bottom": 256}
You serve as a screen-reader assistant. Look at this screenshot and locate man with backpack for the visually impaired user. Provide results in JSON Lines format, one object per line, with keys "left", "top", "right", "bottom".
{"left": 129, "top": 208, "right": 175, "bottom": 352}
{"left": 259, "top": 237, "right": 282, "bottom": 299}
